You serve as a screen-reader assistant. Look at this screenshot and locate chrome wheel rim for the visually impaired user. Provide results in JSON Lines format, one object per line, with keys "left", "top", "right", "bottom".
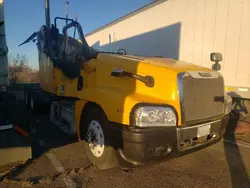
{"left": 87, "top": 120, "right": 105, "bottom": 158}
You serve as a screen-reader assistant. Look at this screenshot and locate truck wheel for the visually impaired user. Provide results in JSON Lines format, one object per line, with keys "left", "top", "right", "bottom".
{"left": 81, "top": 107, "right": 118, "bottom": 170}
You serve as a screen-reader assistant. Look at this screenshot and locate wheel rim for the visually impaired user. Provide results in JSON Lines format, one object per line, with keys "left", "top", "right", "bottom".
{"left": 30, "top": 97, "right": 34, "bottom": 109}
{"left": 87, "top": 120, "right": 105, "bottom": 158}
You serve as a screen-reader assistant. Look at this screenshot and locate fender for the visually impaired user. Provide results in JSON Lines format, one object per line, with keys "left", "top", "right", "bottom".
{"left": 81, "top": 85, "right": 181, "bottom": 126}
{"left": 75, "top": 99, "right": 87, "bottom": 140}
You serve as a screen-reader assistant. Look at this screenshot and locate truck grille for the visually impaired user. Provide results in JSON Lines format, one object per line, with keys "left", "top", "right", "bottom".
{"left": 178, "top": 72, "right": 224, "bottom": 125}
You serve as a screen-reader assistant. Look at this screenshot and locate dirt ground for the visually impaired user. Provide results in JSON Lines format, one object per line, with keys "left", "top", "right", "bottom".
{"left": 0, "top": 90, "right": 250, "bottom": 188}
{"left": 0, "top": 113, "right": 249, "bottom": 188}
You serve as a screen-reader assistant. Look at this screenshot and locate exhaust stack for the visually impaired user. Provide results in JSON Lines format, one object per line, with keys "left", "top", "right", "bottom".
{"left": 44, "top": 0, "right": 50, "bottom": 27}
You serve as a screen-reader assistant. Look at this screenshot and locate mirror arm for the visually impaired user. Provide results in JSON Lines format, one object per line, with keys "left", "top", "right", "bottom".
{"left": 54, "top": 17, "right": 74, "bottom": 28}
{"left": 111, "top": 69, "right": 154, "bottom": 87}
{"left": 62, "top": 21, "right": 92, "bottom": 61}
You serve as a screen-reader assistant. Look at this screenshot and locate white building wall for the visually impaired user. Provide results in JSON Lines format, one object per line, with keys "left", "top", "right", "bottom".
{"left": 86, "top": 0, "right": 250, "bottom": 89}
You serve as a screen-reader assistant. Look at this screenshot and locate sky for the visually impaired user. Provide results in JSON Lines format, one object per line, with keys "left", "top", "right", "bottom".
{"left": 5, "top": 0, "right": 153, "bottom": 70}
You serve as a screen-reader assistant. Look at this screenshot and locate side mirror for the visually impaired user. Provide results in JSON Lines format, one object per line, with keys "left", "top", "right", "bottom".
{"left": 210, "top": 53, "right": 222, "bottom": 71}
{"left": 210, "top": 53, "right": 222, "bottom": 62}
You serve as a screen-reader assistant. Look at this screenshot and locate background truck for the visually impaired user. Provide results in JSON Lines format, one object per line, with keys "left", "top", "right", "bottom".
{"left": 21, "top": 0, "right": 232, "bottom": 170}
{"left": 0, "top": 0, "right": 8, "bottom": 87}
{"left": 85, "top": 0, "right": 250, "bottom": 101}
{"left": 0, "top": 0, "right": 31, "bottom": 166}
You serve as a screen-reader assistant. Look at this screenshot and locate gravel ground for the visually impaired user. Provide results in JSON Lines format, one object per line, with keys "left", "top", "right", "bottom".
{"left": 0, "top": 114, "right": 250, "bottom": 188}
{"left": 0, "top": 90, "right": 249, "bottom": 187}
{"left": 1, "top": 140, "right": 249, "bottom": 188}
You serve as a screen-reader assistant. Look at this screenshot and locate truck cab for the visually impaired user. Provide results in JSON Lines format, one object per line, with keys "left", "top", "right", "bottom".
{"left": 22, "top": 13, "right": 232, "bottom": 169}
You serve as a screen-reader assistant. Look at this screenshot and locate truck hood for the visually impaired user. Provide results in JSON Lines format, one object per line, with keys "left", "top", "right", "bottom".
{"left": 112, "top": 55, "right": 214, "bottom": 80}
{"left": 95, "top": 53, "right": 217, "bottom": 81}
{"left": 124, "top": 55, "right": 212, "bottom": 73}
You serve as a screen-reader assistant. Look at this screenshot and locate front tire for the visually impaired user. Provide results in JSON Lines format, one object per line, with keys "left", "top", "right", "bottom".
{"left": 81, "top": 107, "right": 118, "bottom": 170}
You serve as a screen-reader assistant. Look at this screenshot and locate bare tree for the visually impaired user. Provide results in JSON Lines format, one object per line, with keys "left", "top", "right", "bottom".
{"left": 8, "top": 53, "right": 28, "bottom": 84}
{"left": 29, "top": 71, "right": 40, "bottom": 83}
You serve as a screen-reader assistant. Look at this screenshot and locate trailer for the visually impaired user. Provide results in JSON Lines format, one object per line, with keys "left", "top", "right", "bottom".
{"left": 0, "top": 0, "right": 31, "bottom": 166}
{"left": 85, "top": 0, "right": 250, "bottom": 101}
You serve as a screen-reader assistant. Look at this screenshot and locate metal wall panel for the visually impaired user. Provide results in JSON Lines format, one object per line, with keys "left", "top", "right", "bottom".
{"left": 86, "top": 0, "right": 250, "bottom": 94}
{"left": 236, "top": 0, "right": 250, "bottom": 88}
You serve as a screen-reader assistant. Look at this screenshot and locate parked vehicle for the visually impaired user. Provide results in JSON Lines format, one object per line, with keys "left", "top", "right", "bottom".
{"left": 20, "top": 0, "right": 232, "bottom": 169}
{"left": 0, "top": 0, "right": 31, "bottom": 166}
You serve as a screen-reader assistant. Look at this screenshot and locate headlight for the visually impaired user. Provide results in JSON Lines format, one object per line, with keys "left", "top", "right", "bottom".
{"left": 132, "top": 106, "right": 177, "bottom": 127}
{"left": 224, "top": 93, "right": 233, "bottom": 115}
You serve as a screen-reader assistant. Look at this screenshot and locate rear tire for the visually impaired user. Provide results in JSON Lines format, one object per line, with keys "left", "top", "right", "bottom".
{"left": 81, "top": 107, "right": 118, "bottom": 170}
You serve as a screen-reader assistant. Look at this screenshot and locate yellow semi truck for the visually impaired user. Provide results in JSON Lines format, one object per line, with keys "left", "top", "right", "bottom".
{"left": 21, "top": 0, "right": 232, "bottom": 169}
